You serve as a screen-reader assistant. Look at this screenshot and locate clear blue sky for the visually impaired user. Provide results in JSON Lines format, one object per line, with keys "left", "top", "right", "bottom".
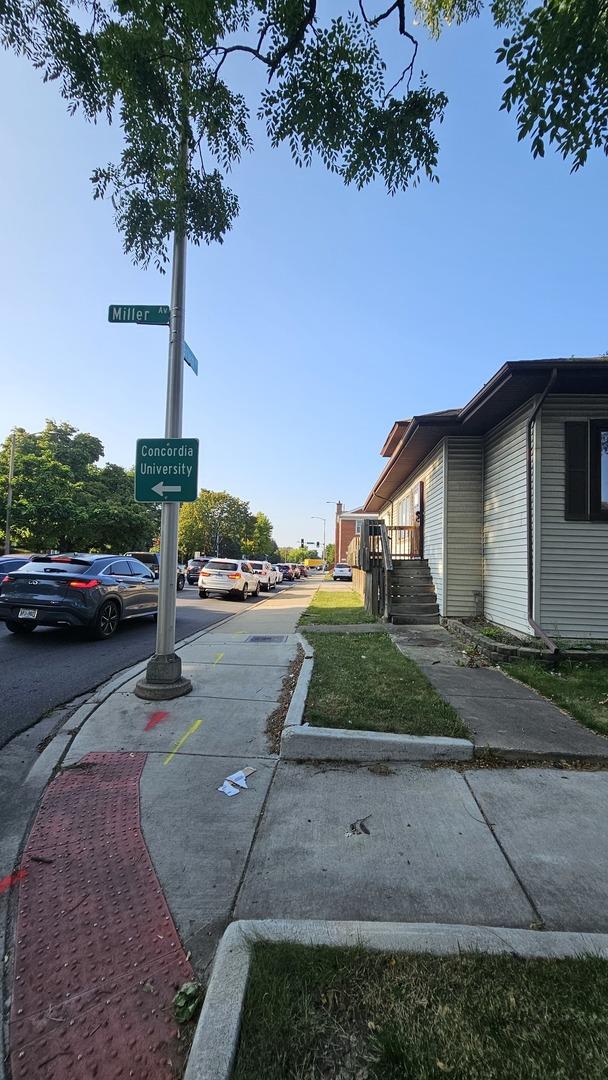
{"left": 1, "top": 12, "right": 606, "bottom": 547}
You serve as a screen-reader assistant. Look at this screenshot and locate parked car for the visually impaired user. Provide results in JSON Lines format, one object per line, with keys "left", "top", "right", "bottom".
{"left": 276, "top": 563, "right": 294, "bottom": 581}
{"left": 198, "top": 558, "right": 260, "bottom": 601}
{"left": 296, "top": 564, "right": 308, "bottom": 578}
{"left": 0, "top": 553, "right": 158, "bottom": 639}
{"left": 186, "top": 557, "right": 209, "bottom": 585}
{"left": 249, "top": 560, "right": 277, "bottom": 591}
{"left": 0, "top": 555, "right": 33, "bottom": 577}
{"left": 333, "top": 562, "right": 353, "bottom": 581}
{"left": 124, "top": 551, "right": 184, "bottom": 590}
{"left": 273, "top": 564, "right": 284, "bottom": 584}
{"left": 290, "top": 564, "right": 301, "bottom": 579}
{"left": 125, "top": 551, "right": 160, "bottom": 578}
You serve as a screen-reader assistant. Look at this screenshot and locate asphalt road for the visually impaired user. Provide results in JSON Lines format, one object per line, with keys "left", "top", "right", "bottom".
{"left": 0, "top": 584, "right": 275, "bottom": 748}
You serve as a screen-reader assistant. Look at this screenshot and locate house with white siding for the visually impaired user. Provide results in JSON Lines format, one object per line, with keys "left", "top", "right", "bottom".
{"left": 361, "top": 358, "right": 608, "bottom": 642}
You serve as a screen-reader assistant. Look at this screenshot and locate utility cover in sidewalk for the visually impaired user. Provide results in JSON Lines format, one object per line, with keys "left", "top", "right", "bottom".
{"left": 10, "top": 752, "right": 195, "bottom": 1079}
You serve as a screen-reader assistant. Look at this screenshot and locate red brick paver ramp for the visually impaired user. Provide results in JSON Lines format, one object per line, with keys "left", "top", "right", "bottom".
{"left": 10, "top": 752, "right": 194, "bottom": 1079}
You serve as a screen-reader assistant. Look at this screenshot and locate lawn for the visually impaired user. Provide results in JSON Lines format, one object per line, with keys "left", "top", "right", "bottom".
{"left": 507, "top": 659, "right": 608, "bottom": 738}
{"left": 299, "top": 587, "right": 376, "bottom": 625}
{"left": 304, "top": 632, "right": 469, "bottom": 738}
{"left": 233, "top": 941, "right": 608, "bottom": 1080}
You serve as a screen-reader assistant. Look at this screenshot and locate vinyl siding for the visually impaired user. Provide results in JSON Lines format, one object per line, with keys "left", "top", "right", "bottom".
{"left": 539, "top": 394, "right": 608, "bottom": 639}
{"left": 483, "top": 404, "right": 530, "bottom": 634}
{"left": 388, "top": 442, "right": 446, "bottom": 612}
{"left": 445, "top": 438, "right": 483, "bottom": 616}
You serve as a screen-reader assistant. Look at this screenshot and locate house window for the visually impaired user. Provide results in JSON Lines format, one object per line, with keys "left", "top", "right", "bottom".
{"left": 355, "top": 520, "right": 362, "bottom": 535}
{"left": 564, "top": 420, "right": 608, "bottom": 521}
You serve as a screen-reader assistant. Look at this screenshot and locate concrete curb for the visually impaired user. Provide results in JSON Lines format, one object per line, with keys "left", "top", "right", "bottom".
{"left": 281, "top": 725, "right": 474, "bottom": 762}
{"left": 280, "top": 632, "right": 474, "bottom": 763}
{"left": 184, "top": 917, "right": 608, "bottom": 1080}
{"left": 282, "top": 635, "right": 314, "bottom": 731}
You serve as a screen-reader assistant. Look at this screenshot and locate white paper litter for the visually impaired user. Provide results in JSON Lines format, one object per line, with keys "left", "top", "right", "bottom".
{"left": 218, "top": 779, "right": 240, "bottom": 796}
{"left": 226, "top": 770, "right": 248, "bottom": 789}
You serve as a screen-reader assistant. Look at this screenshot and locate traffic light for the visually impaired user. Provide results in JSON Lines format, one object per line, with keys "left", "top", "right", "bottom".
{"left": 316, "top": 541, "right": 320, "bottom": 548}
{"left": 300, "top": 538, "right": 304, "bottom": 548}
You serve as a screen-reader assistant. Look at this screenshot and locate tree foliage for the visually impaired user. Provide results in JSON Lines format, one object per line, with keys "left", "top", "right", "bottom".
{"left": 0, "top": 422, "right": 160, "bottom": 552}
{"left": 0, "top": 0, "right": 448, "bottom": 268}
{"left": 178, "top": 489, "right": 276, "bottom": 558}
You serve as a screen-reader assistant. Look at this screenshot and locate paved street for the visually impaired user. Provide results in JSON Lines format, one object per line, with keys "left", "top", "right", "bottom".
{"left": 0, "top": 583, "right": 284, "bottom": 748}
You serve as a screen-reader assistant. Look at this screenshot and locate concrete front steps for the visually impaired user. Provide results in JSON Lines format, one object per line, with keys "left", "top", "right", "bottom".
{"left": 389, "top": 559, "right": 439, "bottom": 625}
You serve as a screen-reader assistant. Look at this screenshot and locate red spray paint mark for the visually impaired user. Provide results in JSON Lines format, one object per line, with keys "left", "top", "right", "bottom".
{"left": 144, "top": 710, "right": 170, "bottom": 732}
{"left": 0, "top": 869, "right": 27, "bottom": 894}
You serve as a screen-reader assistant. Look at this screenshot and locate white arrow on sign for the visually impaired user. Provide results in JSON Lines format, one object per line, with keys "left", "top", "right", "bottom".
{"left": 151, "top": 481, "right": 182, "bottom": 497}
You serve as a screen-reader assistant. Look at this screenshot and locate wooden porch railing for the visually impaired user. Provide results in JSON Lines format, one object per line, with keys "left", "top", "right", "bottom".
{"left": 385, "top": 525, "right": 421, "bottom": 559}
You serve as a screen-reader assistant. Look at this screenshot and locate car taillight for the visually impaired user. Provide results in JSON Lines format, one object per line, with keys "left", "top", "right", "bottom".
{"left": 199, "top": 571, "right": 210, "bottom": 577}
{"left": 227, "top": 573, "right": 241, "bottom": 580}
{"left": 1, "top": 575, "right": 11, "bottom": 584}
{"left": 69, "top": 579, "right": 100, "bottom": 589}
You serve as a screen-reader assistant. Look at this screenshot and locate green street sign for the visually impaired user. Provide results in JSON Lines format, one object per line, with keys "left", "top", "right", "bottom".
{"left": 108, "top": 304, "right": 170, "bottom": 326}
{"left": 135, "top": 439, "right": 199, "bottom": 503}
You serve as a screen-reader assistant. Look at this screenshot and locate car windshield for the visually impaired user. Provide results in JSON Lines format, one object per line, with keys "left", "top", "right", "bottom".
{"left": 250, "top": 562, "right": 263, "bottom": 569}
{"left": 205, "top": 560, "right": 238, "bottom": 571}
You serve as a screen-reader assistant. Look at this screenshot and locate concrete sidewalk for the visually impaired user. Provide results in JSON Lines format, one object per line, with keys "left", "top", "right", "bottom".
{"left": 5, "top": 578, "right": 608, "bottom": 1079}
{"left": 3, "top": 579, "right": 316, "bottom": 1080}
{"left": 392, "top": 624, "right": 608, "bottom": 760}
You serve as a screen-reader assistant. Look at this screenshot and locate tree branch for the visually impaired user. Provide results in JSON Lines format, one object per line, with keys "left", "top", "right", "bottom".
{"left": 359, "top": 0, "right": 405, "bottom": 34}
{"left": 266, "top": 0, "right": 317, "bottom": 80}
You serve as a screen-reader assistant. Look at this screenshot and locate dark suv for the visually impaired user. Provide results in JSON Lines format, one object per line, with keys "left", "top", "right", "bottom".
{"left": 186, "top": 557, "right": 209, "bottom": 585}
{"left": 124, "top": 551, "right": 160, "bottom": 577}
{"left": 0, "top": 553, "right": 157, "bottom": 639}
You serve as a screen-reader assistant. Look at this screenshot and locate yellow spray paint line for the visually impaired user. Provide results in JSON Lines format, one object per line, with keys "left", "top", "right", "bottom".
{"left": 213, "top": 652, "right": 224, "bottom": 665}
{"left": 163, "top": 717, "right": 203, "bottom": 766}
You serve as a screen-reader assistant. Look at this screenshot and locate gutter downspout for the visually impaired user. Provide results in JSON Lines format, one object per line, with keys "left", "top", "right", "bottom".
{"left": 526, "top": 367, "right": 558, "bottom": 654}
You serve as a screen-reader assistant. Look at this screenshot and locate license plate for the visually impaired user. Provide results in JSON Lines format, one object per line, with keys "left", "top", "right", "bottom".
{"left": 19, "top": 608, "right": 37, "bottom": 619}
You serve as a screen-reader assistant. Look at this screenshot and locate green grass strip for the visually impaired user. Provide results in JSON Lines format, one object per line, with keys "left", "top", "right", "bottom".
{"left": 234, "top": 941, "right": 608, "bottom": 1080}
{"left": 299, "top": 588, "right": 376, "bottom": 625}
{"left": 507, "top": 659, "right": 608, "bottom": 738}
{"left": 304, "top": 632, "right": 469, "bottom": 738}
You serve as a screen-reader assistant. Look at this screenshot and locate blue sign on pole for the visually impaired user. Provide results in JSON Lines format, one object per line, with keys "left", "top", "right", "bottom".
{"left": 184, "top": 341, "right": 198, "bottom": 376}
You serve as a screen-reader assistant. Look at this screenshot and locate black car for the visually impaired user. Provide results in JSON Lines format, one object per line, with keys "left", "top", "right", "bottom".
{"left": 124, "top": 551, "right": 160, "bottom": 577}
{"left": 186, "top": 557, "right": 209, "bottom": 585}
{"left": 0, "top": 554, "right": 158, "bottom": 639}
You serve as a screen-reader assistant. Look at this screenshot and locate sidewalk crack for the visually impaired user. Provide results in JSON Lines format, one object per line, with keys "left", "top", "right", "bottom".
{"left": 462, "top": 774, "right": 545, "bottom": 929}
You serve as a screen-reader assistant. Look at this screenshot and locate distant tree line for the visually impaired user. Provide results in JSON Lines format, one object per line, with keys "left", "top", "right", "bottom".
{"left": 178, "top": 492, "right": 279, "bottom": 561}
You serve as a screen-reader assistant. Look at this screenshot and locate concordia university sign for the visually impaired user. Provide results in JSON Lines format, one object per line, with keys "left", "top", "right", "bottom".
{"left": 134, "top": 439, "right": 199, "bottom": 502}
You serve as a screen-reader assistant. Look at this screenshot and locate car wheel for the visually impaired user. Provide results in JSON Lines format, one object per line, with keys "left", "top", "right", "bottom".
{"left": 177, "top": 574, "right": 185, "bottom": 591}
{"left": 5, "top": 619, "right": 37, "bottom": 634}
{"left": 91, "top": 599, "right": 120, "bottom": 640}
{"left": 240, "top": 584, "right": 249, "bottom": 602}
{"left": 198, "top": 589, "right": 207, "bottom": 599}
{"left": 255, "top": 581, "right": 261, "bottom": 596}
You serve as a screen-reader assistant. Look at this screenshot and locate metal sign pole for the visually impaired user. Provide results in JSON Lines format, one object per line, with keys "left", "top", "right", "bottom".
{"left": 136, "top": 120, "right": 192, "bottom": 701}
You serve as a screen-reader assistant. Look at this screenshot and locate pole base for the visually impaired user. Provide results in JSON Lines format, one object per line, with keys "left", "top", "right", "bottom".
{"left": 134, "top": 653, "right": 192, "bottom": 700}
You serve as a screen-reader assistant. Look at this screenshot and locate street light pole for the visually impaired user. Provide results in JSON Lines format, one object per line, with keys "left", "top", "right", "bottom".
{"left": 4, "top": 430, "right": 16, "bottom": 555}
{"left": 311, "top": 516, "right": 326, "bottom": 560}
{"left": 136, "top": 109, "right": 192, "bottom": 701}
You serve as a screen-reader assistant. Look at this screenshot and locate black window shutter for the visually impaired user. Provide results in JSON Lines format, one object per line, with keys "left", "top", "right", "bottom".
{"left": 564, "top": 422, "right": 588, "bottom": 520}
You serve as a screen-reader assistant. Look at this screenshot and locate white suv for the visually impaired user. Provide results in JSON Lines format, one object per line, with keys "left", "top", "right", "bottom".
{"left": 333, "top": 562, "right": 353, "bottom": 581}
{"left": 198, "top": 558, "right": 261, "bottom": 601}
{"left": 249, "top": 560, "right": 277, "bottom": 591}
